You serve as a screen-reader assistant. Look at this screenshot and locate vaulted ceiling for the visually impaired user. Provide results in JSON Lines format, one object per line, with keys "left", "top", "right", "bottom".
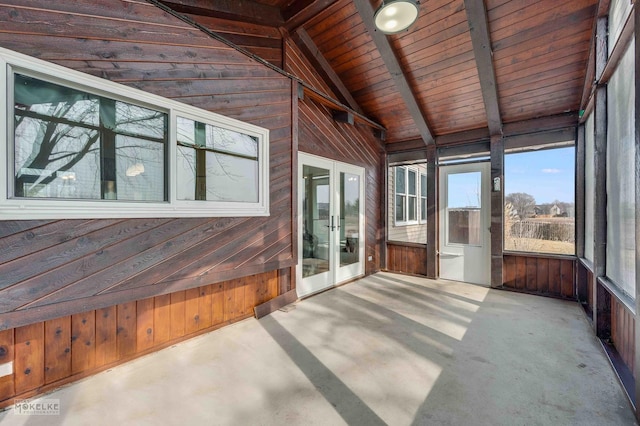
{"left": 157, "top": 0, "right": 601, "bottom": 149}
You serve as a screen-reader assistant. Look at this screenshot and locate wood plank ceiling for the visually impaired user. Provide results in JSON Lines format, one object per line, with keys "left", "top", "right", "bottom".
{"left": 157, "top": 0, "right": 598, "bottom": 148}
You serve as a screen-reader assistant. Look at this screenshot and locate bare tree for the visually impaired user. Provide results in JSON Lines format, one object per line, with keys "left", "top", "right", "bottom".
{"left": 505, "top": 192, "right": 536, "bottom": 219}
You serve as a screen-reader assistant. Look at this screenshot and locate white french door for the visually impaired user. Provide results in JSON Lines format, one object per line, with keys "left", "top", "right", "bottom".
{"left": 297, "top": 153, "right": 365, "bottom": 297}
{"left": 439, "top": 162, "right": 491, "bottom": 285}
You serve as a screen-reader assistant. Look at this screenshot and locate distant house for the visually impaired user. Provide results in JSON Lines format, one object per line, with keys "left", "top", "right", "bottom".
{"left": 550, "top": 204, "right": 562, "bottom": 216}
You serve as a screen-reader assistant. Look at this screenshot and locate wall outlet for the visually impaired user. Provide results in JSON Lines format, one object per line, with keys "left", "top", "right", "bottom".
{"left": 367, "top": 255, "right": 373, "bottom": 261}
{"left": 0, "top": 362, "right": 13, "bottom": 377}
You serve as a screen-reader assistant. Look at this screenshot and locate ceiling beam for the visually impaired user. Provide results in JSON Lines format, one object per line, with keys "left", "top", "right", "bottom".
{"left": 352, "top": 0, "right": 435, "bottom": 146}
{"left": 464, "top": 0, "right": 502, "bottom": 136}
{"left": 283, "top": 0, "right": 338, "bottom": 32}
{"left": 158, "top": 0, "right": 284, "bottom": 27}
{"left": 301, "top": 85, "right": 386, "bottom": 131}
{"left": 392, "top": 113, "right": 579, "bottom": 151}
{"left": 291, "top": 27, "right": 362, "bottom": 113}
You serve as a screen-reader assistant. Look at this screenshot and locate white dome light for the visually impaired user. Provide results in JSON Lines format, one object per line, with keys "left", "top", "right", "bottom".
{"left": 374, "top": 0, "right": 419, "bottom": 34}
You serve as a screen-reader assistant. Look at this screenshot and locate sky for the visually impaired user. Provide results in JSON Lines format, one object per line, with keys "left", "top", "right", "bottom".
{"left": 504, "top": 147, "right": 575, "bottom": 204}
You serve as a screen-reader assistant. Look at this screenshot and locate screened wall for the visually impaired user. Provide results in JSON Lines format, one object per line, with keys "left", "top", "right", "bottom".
{"left": 605, "top": 40, "right": 636, "bottom": 299}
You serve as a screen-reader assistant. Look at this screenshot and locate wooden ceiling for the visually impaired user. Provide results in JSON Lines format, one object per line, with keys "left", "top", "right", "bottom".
{"left": 158, "top": 0, "right": 599, "bottom": 148}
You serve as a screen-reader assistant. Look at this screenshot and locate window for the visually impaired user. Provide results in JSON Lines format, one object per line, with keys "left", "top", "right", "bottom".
{"left": 504, "top": 146, "right": 575, "bottom": 255}
{"left": 0, "top": 47, "right": 269, "bottom": 219}
{"left": 176, "top": 117, "right": 259, "bottom": 202}
{"left": 14, "top": 74, "right": 167, "bottom": 202}
{"left": 388, "top": 163, "right": 428, "bottom": 243}
{"left": 407, "top": 168, "right": 417, "bottom": 222}
{"left": 447, "top": 171, "right": 481, "bottom": 246}
{"left": 395, "top": 166, "right": 406, "bottom": 223}
{"left": 606, "top": 40, "right": 635, "bottom": 299}
{"left": 584, "top": 113, "right": 595, "bottom": 263}
{"left": 394, "top": 165, "right": 424, "bottom": 225}
{"left": 420, "top": 172, "right": 427, "bottom": 222}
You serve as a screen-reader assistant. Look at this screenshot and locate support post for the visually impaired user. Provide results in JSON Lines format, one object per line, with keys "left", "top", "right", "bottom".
{"left": 490, "top": 135, "right": 504, "bottom": 288}
{"left": 426, "top": 145, "right": 438, "bottom": 278}
{"left": 575, "top": 124, "right": 587, "bottom": 302}
{"left": 633, "top": 3, "right": 640, "bottom": 418}
{"left": 593, "top": 16, "right": 608, "bottom": 336}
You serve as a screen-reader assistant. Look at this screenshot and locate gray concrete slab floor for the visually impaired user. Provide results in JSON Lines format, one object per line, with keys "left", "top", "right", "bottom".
{"left": 0, "top": 272, "right": 636, "bottom": 425}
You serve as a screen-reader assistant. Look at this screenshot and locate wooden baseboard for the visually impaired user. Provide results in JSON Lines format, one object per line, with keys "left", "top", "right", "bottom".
{"left": 254, "top": 290, "right": 297, "bottom": 319}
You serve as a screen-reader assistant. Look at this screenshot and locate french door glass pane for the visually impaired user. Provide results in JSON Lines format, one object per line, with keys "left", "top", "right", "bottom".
{"left": 302, "top": 165, "right": 330, "bottom": 278}
{"left": 340, "top": 172, "right": 360, "bottom": 267}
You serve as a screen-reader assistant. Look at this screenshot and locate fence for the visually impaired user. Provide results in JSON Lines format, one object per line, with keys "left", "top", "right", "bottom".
{"left": 508, "top": 219, "right": 575, "bottom": 243}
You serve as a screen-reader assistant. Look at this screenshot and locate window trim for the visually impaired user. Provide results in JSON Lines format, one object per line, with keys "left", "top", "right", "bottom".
{"left": 419, "top": 172, "right": 427, "bottom": 224}
{"left": 502, "top": 145, "right": 576, "bottom": 256}
{"left": 394, "top": 165, "right": 424, "bottom": 227}
{"left": 0, "top": 47, "right": 270, "bottom": 219}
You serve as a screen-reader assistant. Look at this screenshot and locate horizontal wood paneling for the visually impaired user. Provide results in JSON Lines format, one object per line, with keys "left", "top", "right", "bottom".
{"left": 611, "top": 296, "right": 635, "bottom": 377}
{"left": 0, "top": 0, "right": 294, "bottom": 329}
{"left": 183, "top": 13, "right": 283, "bottom": 68}
{"left": 503, "top": 254, "right": 576, "bottom": 299}
{"left": 386, "top": 243, "right": 428, "bottom": 276}
{"left": 0, "top": 270, "right": 280, "bottom": 408}
{"left": 576, "top": 261, "right": 594, "bottom": 318}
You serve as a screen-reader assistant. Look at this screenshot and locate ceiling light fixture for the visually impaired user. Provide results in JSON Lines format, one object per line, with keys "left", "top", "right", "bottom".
{"left": 374, "top": 0, "right": 420, "bottom": 34}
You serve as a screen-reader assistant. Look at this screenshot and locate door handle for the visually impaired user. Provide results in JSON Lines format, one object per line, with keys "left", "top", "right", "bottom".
{"left": 440, "top": 252, "right": 463, "bottom": 257}
{"left": 324, "top": 216, "right": 340, "bottom": 231}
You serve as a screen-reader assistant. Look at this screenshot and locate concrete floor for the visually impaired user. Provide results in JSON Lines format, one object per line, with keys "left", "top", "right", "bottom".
{"left": 0, "top": 272, "right": 636, "bottom": 425}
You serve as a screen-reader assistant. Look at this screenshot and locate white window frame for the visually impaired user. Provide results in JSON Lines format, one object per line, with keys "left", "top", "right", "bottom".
{"left": 0, "top": 47, "right": 269, "bottom": 219}
{"left": 419, "top": 172, "right": 427, "bottom": 224}
{"left": 394, "top": 165, "right": 421, "bottom": 226}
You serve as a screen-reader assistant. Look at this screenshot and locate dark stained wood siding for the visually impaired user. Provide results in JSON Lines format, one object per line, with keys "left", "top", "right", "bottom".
{"left": 386, "top": 243, "right": 428, "bottom": 276}
{"left": 611, "top": 296, "right": 635, "bottom": 378}
{"left": 0, "top": 270, "right": 280, "bottom": 407}
{"left": 0, "top": 0, "right": 294, "bottom": 329}
{"left": 284, "top": 39, "right": 384, "bottom": 276}
{"left": 577, "top": 260, "right": 594, "bottom": 317}
{"left": 182, "top": 13, "right": 284, "bottom": 68}
{"left": 503, "top": 254, "right": 575, "bottom": 299}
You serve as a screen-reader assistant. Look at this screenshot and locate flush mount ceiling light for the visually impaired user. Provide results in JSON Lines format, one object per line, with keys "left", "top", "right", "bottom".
{"left": 374, "top": 0, "right": 420, "bottom": 34}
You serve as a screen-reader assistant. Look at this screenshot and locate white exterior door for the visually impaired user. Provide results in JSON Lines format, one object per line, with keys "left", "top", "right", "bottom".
{"left": 297, "top": 153, "right": 365, "bottom": 297}
{"left": 439, "top": 162, "right": 490, "bottom": 285}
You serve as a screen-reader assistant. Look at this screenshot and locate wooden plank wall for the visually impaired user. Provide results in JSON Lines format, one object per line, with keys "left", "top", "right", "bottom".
{"left": 611, "top": 296, "right": 635, "bottom": 377}
{"left": 284, "top": 39, "right": 384, "bottom": 275}
{"left": 386, "top": 243, "right": 428, "bottom": 276}
{"left": 181, "top": 13, "right": 283, "bottom": 68}
{"left": 0, "top": 0, "right": 294, "bottom": 329}
{"left": 503, "top": 254, "right": 575, "bottom": 299}
{"left": 0, "top": 270, "right": 280, "bottom": 408}
{"left": 576, "top": 261, "right": 594, "bottom": 317}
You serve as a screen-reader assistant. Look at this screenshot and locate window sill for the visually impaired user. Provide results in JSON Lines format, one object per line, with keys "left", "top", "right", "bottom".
{"left": 502, "top": 251, "right": 576, "bottom": 261}
{"left": 598, "top": 276, "right": 636, "bottom": 316}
